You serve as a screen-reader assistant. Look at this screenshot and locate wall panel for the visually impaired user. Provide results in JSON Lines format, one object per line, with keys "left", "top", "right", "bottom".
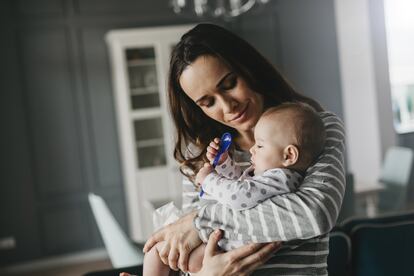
{"left": 80, "top": 28, "right": 122, "bottom": 190}
{"left": 17, "top": 0, "right": 65, "bottom": 16}
{"left": 20, "top": 28, "right": 85, "bottom": 198}
{"left": 40, "top": 202, "right": 92, "bottom": 254}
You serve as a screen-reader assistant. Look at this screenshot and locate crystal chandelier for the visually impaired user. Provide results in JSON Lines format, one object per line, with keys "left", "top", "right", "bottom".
{"left": 171, "top": 0, "right": 270, "bottom": 19}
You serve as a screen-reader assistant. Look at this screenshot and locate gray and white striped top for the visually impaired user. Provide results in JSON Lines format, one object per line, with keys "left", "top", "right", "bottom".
{"left": 182, "top": 112, "right": 346, "bottom": 275}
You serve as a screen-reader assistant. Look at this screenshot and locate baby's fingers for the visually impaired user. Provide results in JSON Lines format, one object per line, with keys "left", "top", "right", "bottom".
{"left": 207, "top": 148, "right": 218, "bottom": 160}
{"left": 207, "top": 145, "right": 218, "bottom": 155}
{"left": 210, "top": 138, "right": 221, "bottom": 149}
{"left": 206, "top": 145, "right": 218, "bottom": 162}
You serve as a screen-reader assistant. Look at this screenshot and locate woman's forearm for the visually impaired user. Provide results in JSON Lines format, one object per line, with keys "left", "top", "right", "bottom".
{"left": 194, "top": 112, "right": 345, "bottom": 242}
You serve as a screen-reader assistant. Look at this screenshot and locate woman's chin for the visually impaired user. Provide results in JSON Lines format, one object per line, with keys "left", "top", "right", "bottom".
{"left": 232, "top": 120, "right": 256, "bottom": 132}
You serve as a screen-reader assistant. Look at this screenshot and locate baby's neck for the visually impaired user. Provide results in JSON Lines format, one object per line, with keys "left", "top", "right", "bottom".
{"left": 285, "top": 162, "right": 308, "bottom": 176}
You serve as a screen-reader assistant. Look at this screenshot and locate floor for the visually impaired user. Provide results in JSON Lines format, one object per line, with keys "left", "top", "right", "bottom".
{"left": 2, "top": 258, "right": 112, "bottom": 276}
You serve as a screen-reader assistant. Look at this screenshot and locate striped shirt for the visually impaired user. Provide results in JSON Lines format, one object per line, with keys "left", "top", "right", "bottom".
{"left": 183, "top": 112, "right": 345, "bottom": 275}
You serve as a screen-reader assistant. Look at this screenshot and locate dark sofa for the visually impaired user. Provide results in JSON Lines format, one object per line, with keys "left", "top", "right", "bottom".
{"left": 328, "top": 211, "right": 414, "bottom": 276}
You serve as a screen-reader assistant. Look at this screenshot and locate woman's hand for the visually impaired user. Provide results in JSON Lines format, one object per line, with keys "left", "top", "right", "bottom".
{"left": 143, "top": 211, "right": 202, "bottom": 272}
{"left": 196, "top": 229, "right": 282, "bottom": 276}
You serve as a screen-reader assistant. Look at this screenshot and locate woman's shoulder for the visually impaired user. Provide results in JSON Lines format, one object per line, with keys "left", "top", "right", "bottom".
{"left": 183, "top": 142, "right": 203, "bottom": 159}
{"left": 318, "top": 110, "right": 341, "bottom": 119}
{"left": 318, "top": 111, "right": 344, "bottom": 128}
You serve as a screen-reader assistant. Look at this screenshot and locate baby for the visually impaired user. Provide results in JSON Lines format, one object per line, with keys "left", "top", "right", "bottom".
{"left": 143, "top": 102, "right": 326, "bottom": 275}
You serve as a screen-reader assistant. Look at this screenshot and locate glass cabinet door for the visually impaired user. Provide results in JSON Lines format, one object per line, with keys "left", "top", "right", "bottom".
{"left": 125, "top": 47, "right": 166, "bottom": 169}
{"left": 126, "top": 48, "right": 160, "bottom": 110}
{"left": 133, "top": 117, "right": 166, "bottom": 168}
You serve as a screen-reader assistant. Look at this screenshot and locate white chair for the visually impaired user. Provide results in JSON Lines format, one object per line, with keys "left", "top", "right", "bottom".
{"left": 88, "top": 193, "right": 144, "bottom": 268}
{"left": 378, "top": 146, "right": 414, "bottom": 212}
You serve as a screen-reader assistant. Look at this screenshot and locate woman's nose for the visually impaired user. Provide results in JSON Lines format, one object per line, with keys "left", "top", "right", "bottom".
{"left": 222, "top": 97, "right": 238, "bottom": 114}
{"left": 249, "top": 146, "right": 255, "bottom": 155}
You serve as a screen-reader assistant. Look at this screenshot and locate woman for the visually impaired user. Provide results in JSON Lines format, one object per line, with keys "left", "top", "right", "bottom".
{"left": 143, "top": 23, "right": 345, "bottom": 275}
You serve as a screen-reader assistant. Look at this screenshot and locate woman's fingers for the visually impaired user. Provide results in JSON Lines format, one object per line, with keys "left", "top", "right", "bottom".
{"left": 196, "top": 231, "right": 276, "bottom": 276}
{"left": 177, "top": 229, "right": 202, "bottom": 272}
{"left": 177, "top": 243, "right": 190, "bottom": 272}
{"left": 204, "top": 229, "right": 222, "bottom": 258}
{"left": 168, "top": 238, "right": 179, "bottom": 271}
{"left": 143, "top": 229, "right": 163, "bottom": 253}
{"left": 159, "top": 241, "right": 171, "bottom": 265}
{"left": 144, "top": 212, "right": 201, "bottom": 272}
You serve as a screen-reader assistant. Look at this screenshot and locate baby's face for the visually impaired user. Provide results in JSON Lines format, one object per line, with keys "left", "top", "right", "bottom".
{"left": 249, "top": 116, "right": 291, "bottom": 174}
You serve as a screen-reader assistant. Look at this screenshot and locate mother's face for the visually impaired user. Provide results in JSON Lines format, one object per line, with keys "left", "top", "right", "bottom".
{"left": 179, "top": 55, "right": 264, "bottom": 132}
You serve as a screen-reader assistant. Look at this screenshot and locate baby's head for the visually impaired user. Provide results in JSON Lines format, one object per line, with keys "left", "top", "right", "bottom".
{"left": 250, "top": 102, "right": 326, "bottom": 174}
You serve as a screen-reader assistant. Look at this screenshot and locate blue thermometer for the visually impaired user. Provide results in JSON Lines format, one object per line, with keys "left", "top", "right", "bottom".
{"left": 200, "top": 132, "right": 232, "bottom": 197}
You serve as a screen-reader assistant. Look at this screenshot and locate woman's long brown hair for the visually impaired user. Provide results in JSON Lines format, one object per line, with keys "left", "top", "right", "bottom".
{"left": 168, "top": 23, "right": 322, "bottom": 180}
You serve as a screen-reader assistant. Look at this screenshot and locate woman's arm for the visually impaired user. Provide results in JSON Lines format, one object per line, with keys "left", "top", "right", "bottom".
{"left": 196, "top": 230, "right": 282, "bottom": 276}
{"left": 143, "top": 226, "right": 281, "bottom": 276}
{"left": 194, "top": 112, "right": 345, "bottom": 243}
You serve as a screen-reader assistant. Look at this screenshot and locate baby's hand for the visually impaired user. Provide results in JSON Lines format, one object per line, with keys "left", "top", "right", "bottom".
{"left": 206, "top": 138, "right": 228, "bottom": 165}
{"left": 195, "top": 163, "right": 213, "bottom": 186}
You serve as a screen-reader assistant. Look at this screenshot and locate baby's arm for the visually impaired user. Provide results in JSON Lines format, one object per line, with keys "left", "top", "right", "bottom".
{"left": 214, "top": 155, "right": 242, "bottom": 179}
{"left": 206, "top": 138, "right": 242, "bottom": 179}
{"left": 202, "top": 169, "right": 300, "bottom": 210}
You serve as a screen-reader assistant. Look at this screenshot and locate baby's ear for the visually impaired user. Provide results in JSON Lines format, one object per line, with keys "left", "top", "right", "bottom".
{"left": 282, "top": 145, "right": 299, "bottom": 167}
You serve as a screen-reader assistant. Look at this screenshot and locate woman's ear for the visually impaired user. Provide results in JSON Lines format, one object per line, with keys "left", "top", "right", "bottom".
{"left": 282, "top": 145, "right": 299, "bottom": 167}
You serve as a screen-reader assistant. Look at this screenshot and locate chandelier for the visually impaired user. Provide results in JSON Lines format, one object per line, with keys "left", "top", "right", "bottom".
{"left": 171, "top": 0, "right": 270, "bottom": 19}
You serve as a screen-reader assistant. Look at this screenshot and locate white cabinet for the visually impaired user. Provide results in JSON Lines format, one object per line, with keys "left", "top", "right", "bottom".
{"left": 106, "top": 25, "right": 193, "bottom": 241}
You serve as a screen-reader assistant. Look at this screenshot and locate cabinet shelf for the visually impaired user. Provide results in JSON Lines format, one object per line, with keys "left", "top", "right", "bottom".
{"left": 130, "top": 86, "right": 158, "bottom": 95}
{"left": 136, "top": 138, "right": 164, "bottom": 148}
{"left": 130, "top": 108, "right": 162, "bottom": 120}
{"left": 128, "top": 59, "right": 155, "bottom": 67}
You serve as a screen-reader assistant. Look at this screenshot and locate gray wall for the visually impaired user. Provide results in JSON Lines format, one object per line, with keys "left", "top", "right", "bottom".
{"left": 0, "top": 0, "right": 43, "bottom": 265}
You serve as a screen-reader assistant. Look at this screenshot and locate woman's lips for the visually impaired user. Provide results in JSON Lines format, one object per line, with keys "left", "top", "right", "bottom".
{"left": 230, "top": 103, "right": 249, "bottom": 123}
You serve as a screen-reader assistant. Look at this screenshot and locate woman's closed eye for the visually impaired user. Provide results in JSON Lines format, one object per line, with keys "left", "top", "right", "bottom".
{"left": 220, "top": 74, "right": 237, "bottom": 90}
{"left": 201, "top": 98, "right": 214, "bottom": 108}
{"left": 198, "top": 75, "right": 237, "bottom": 109}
